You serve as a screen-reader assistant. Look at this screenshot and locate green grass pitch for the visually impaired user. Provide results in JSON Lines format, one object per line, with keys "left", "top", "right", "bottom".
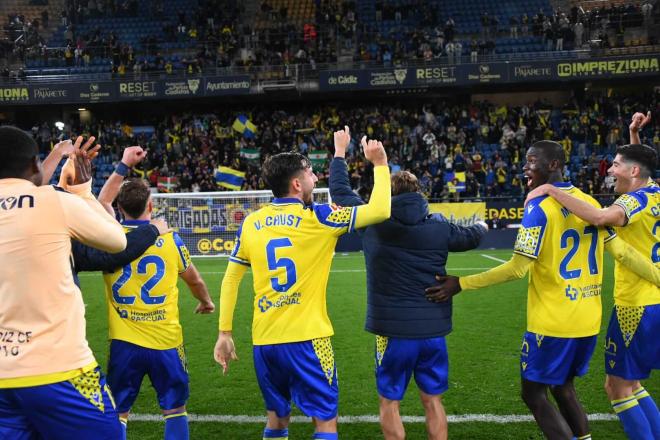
{"left": 78, "top": 250, "right": 658, "bottom": 439}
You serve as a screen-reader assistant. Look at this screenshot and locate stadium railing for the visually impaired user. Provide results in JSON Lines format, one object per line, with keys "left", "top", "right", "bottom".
{"left": 5, "top": 44, "right": 659, "bottom": 83}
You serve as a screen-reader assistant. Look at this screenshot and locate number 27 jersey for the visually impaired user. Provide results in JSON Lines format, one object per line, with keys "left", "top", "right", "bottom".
{"left": 230, "top": 198, "right": 358, "bottom": 345}
{"left": 514, "top": 183, "right": 615, "bottom": 338}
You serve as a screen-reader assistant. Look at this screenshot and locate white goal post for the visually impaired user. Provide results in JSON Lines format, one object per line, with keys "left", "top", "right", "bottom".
{"left": 151, "top": 188, "right": 331, "bottom": 257}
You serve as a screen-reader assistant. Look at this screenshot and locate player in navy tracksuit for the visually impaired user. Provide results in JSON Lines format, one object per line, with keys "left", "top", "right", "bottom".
{"left": 329, "top": 136, "right": 486, "bottom": 440}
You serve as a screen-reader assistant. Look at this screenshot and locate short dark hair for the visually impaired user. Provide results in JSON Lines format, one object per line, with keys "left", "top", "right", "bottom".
{"left": 0, "top": 125, "right": 39, "bottom": 179}
{"left": 262, "top": 152, "right": 311, "bottom": 198}
{"left": 531, "top": 140, "right": 565, "bottom": 167}
{"left": 616, "top": 144, "right": 658, "bottom": 178}
{"left": 117, "top": 178, "right": 151, "bottom": 219}
{"left": 391, "top": 171, "right": 421, "bottom": 196}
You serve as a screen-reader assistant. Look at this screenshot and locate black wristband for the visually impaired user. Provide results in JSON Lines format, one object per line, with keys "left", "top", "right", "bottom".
{"left": 115, "top": 162, "right": 130, "bottom": 177}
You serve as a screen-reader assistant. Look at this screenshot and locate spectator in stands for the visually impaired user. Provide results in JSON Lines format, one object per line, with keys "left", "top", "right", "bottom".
{"left": 486, "top": 211, "right": 506, "bottom": 229}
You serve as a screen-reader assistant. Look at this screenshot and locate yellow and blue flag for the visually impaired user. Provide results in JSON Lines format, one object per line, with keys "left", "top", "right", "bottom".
{"left": 232, "top": 114, "right": 257, "bottom": 138}
{"left": 215, "top": 166, "right": 246, "bottom": 190}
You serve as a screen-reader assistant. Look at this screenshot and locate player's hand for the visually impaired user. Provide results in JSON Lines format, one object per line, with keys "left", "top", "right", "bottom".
{"left": 121, "top": 146, "right": 146, "bottom": 167}
{"left": 68, "top": 136, "right": 102, "bottom": 185}
{"left": 630, "top": 111, "right": 651, "bottom": 133}
{"left": 150, "top": 218, "right": 171, "bottom": 235}
{"left": 54, "top": 139, "right": 75, "bottom": 158}
{"left": 361, "top": 136, "right": 387, "bottom": 167}
{"left": 425, "top": 275, "right": 462, "bottom": 303}
{"left": 333, "top": 125, "right": 350, "bottom": 158}
{"left": 214, "top": 332, "right": 238, "bottom": 375}
{"left": 195, "top": 300, "right": 215, "bottom": 314}
{"left": 524, "top": 183, "right": 553, "bottom": 206}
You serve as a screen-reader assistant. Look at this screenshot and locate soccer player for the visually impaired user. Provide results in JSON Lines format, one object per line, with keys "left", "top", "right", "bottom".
{"left": 214, "top": 132, "right": 392, "bottom": 440}
{"left": 103, "top": 178, "right": 215, "bottom": 440}
{"left": 0, "top": 127, "right": 127, "bottom": 439}
{"left": 329, "top": 127, "right": 487, "bottom": 440}
{"left": 524, "top": 113, "right": 660, "bottom": 439}
{"left": 425, "top": 140, "right": 659, "bottom": 440}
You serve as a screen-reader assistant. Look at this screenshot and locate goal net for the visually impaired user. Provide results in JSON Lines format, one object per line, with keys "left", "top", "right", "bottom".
{"left": 151, "top": 188, "right": 331, "bottom": 257}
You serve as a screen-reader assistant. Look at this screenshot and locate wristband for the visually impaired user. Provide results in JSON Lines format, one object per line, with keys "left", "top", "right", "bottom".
{"left": 115, "top": 162, "right": 130, "bottom": 177}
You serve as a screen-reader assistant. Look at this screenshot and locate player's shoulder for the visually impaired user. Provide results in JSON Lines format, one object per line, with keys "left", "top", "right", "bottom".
{"left": 522, "top": 195, "right": 550, "bottom": 225}
{"left": 570, "top": 186, "right": 602, "bottom": 209}
{"left": 236, "top": 209, "right": 263, "bottom": 233}
{"left": 614, "top": 183, "right": 657, "bottom": 215}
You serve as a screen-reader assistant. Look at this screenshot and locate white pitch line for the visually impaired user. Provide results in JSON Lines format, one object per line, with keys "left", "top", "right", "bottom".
{"left": 480, "top": 254, "right": 507, "bottom": 264}
{"left": 128, "top": 413, "right": 617, "bottom": 424}
{"left": 77, "top": 268, "right": 494, "bottom": 277}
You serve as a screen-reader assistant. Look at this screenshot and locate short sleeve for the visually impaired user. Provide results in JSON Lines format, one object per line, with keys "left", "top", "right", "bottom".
{"left": 613, "top": 192, "right": 645, "bottom": 225}
{"left": 313, "top": 203, "right": 357, "bottom": 236}
{"left": 228, "top": 223, "right": 250, "bottom": 266}
{"left": 513, "top": 197, "right": 548, "bottom": 259}
{"left": 173, "top": 232, "right": 192, "bottom": 273}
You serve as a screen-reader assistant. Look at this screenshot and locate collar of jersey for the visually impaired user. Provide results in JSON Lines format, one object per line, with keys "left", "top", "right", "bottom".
{"left": 552, "top": 181, "right": 574, "bottom": 190}
{"left": 122, "top": 219, "right": 150, "bottom": 225}
{"left": 272, "top": 197, "right": 305, "bottom": 206}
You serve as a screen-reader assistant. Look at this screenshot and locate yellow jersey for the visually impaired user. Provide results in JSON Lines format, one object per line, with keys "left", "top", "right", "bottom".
{"left": 611, "top": 180, "right": 660, "bottom": 306}
{"left": 514, "top": 182, "right": 616, "bottom": 338}
{"left": 230, "top": 198, "right": 358, "bottom": 345}
{"left": 103, "top": 221, "right": 191, "bottom": 350}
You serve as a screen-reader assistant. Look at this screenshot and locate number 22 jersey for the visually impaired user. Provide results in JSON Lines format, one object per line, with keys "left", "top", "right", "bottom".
{"left": 103, "top": 220, "right": 192, "bottom": 350}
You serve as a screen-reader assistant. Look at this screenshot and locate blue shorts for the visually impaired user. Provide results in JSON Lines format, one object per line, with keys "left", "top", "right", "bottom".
{"left": 253, "top": 337, "right": 338, "bottom": 421}
{"left": 0, "top": 367, "right": 121, "bottom": 440}
{"left": 605, "top": 304, "right": 660, "bottom": 380}
{"left": 107, "top": 339, "right": 189, "bottom": 413}
{"left": 375, "top": 336, "right": 448, "bottom": 401}
{"left": 520, "top": 332, "right": 597, "bottom": 385}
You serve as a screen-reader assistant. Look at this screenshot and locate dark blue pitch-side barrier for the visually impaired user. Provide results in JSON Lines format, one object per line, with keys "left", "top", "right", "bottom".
{"left": 1, "top": 54, "right": 657, "bottom": 105}
{"left": 319, "top": 55, "right": 659, "bottom": 91}
{"left": 0, "top": 75, "right": 251, "bottom": 105}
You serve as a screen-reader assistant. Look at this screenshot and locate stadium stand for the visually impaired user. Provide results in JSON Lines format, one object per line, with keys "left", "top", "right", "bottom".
{"left": 35, "top": 91, "right": 659, "bottom": 201}
{"left": 3, "top": 0, "right": 656, "bottom": 78}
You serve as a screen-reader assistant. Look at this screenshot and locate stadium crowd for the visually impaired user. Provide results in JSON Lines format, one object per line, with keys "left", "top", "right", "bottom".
{"left": 5, "top": 0, "right": 658, "bottom": 75}
{"left": 36, "top": 92, "right": 660, "bottom": 201}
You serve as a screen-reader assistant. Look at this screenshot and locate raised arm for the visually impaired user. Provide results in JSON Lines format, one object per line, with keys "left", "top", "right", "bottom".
{"left": 329, "top": 126, "right": 366, "bottom": 207}
{"left": 629, "top": 111, "right": 651, "bottom": 145}
{"left": 58, "top": 141, "right": 126, "bottom": 252}
{"left": 98, "top": 146, "right": 146, "bottom": 216}
{"left": 525, "top": 184, "right": 627, "bottom": 227}
{"left": 41, "top": 139, "right": 75, "bottom": 185}
{"left": 353, "top": 136, "right": 391, "bottom": 229}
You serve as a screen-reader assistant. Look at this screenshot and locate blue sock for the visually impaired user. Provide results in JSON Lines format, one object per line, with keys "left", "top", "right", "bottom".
{"left": 612, "top": 396, "right": 653, "bottom": 440}
{"left": 119, "top": 417, "right": 127, "bottom": 440}
{"left": 263, "top": 428, "right": 288, "bottom": 439}
{"left": 313, "top": 433, "right": 338, "bottom": 440}
{"left": 164, "top": 412, "right": 189, "bottom": 440}
{"left": 634, "top": 387, "right": 660, "bottom": 439}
